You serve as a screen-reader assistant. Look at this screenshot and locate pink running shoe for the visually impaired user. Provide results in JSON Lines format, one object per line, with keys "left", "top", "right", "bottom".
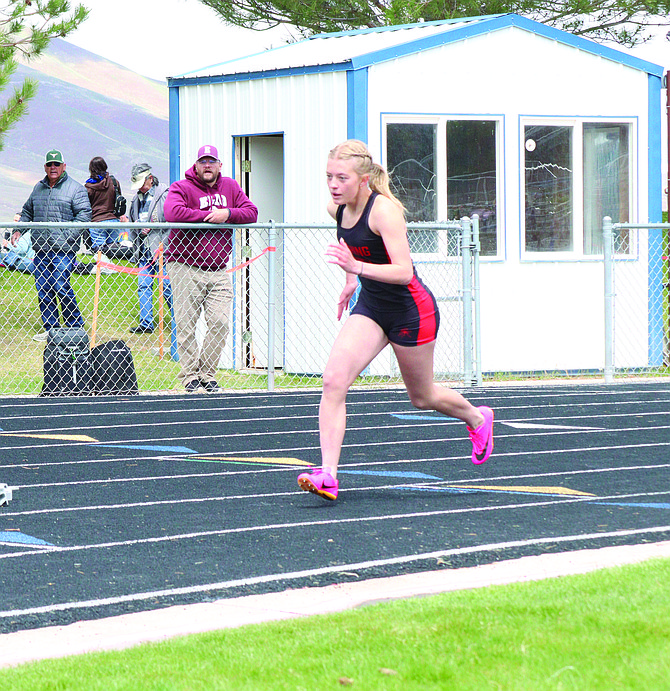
{"left": 297, "top": 468, "right": 339, "bottom": 501}
{"left": 468, "top": 406, "right": 494, "bottom": 465}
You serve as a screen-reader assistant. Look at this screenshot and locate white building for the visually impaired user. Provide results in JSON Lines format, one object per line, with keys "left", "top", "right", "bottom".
{"left": 167, "top": 13, "right": 665, "bottom": 376}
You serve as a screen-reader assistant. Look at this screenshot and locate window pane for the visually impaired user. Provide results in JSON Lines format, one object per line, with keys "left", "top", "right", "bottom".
{"left": 387, "top": 123, "right": 437, "bottom": 253}
{"left": 446, "top": 120, "right": 497, "bottom": 256}
{"left": 583, "top": 124, "right": 629, "bottom": 255}
{"left": 525, "top": 125, "right": 573, "bottom": 252}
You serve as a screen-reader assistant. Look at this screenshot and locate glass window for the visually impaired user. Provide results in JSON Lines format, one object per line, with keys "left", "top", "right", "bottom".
{"left": 524, "top": 125, "right": 573, "bottom": 252}
{"left": 387, "top": 123, "right": 438, "bottom": 253}
{"left": 386, "top": 119, "right": 499, "bottom": 256}
{"left": 446, "top": 120, "right": 497, "bottom": 256}
{"left": 583, "top": 124, "right": 629, "bottom": 255}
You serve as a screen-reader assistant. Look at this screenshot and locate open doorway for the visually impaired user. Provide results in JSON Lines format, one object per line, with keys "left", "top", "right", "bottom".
{"left": 233, "top": 135, "right": 285, "bottom": 371}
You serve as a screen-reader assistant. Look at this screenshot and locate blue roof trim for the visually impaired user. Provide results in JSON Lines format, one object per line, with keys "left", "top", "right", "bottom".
{"left": 507, "top": 15, "right": 664, "bottom": 77}
{"left": 167, "top": 12, "right": 664, "bottom": 88}
{"left": 168, "top": 61, "right": 351, "bottom": 88}
{"left": 350, "top": 13, "right": 664, "bottom": 75}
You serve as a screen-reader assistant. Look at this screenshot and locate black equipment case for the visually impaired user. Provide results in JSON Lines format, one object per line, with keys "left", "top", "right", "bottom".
{"left": 40, "top": 327, "right": 93, "bottom": 397}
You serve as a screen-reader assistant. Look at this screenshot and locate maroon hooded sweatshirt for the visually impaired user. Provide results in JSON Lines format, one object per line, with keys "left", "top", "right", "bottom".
{"left": 164, "top": 165, "right": 258, "bottom": 270}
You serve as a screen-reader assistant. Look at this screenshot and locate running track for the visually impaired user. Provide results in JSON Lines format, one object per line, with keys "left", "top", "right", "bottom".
{"left": 1, "top": 381, "right": 669, "bottom": 633}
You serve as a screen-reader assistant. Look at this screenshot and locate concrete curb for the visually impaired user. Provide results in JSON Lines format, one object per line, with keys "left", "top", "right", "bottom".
{"left": 2, "top": 540, "right": 669, "bottom": 668}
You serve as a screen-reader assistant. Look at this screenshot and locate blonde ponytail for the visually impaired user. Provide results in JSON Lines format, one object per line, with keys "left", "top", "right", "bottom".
{"left": 329, "top": 140, "right": 405, "bottom": 213}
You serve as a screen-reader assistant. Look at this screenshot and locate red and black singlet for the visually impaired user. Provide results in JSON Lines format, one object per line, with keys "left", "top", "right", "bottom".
{"left": 336, "top": 192, "right": 439, "bottom": 346}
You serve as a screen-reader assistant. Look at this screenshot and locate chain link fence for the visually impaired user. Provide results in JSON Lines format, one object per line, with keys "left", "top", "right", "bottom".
{"left": 604, "top": 219, "right": 670, "bottom": 381}
{"left": 0, "top": 220, "right": 477, "bottom": 395}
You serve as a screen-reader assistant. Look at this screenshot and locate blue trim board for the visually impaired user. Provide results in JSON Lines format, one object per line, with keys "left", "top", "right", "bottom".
{"left": 347, "top": 68, "right": 368, "bottom": 141}
{"left": 168, "top": 62, "right": 350, "bottom": 88}
{"left": 647, "top": 72, "right": 664, "bottom": 366}
{"left": 168, "top": 86, "right": 181, "bottom": 185}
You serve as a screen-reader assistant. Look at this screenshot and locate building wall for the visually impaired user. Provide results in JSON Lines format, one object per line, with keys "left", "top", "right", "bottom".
{"left": 175, "top": 71, "right": 348, "bottom": 222}
{"left": 363, "top": 26, "right": 654, "bottom": 373}
{"left": 171, "top": 23, "right": 661, "bottom": 375}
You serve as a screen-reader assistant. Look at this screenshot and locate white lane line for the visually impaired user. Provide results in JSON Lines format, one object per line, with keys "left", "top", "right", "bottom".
{"left": 2, "top": 490, "right": 669, "bottom": 561}
{"left": 2, "top": 524, "right": 669, "bottom": 619}
{"left": 2, "top": 420, "right": 670, "bottom": 455}
{"left": 1, "top": 404, "right": 669, "bottom": 439}
{"left": 2, "top": 482, "right": 669, "bottom": 520}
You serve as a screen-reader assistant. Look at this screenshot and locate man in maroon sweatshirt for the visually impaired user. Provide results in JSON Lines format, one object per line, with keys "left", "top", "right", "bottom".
{"left": 164, "top": 145, "right": 258, "bottom": 392}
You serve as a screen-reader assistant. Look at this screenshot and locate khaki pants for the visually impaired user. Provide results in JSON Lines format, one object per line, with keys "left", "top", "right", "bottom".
{"left": 167, "top": 261, "right": 233, "bottom": 385}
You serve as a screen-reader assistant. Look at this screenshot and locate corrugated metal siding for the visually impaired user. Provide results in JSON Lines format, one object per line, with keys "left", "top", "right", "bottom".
{"left": 177, "top": 70, "right": 348, "bottom": 222}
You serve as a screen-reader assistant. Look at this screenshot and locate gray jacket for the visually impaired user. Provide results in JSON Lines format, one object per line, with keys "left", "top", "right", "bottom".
{"left": 127, "top": 182, "right": 169, "bottom": 262}
{"left": 20, "top": 172, "right": 92, "bottom": 254}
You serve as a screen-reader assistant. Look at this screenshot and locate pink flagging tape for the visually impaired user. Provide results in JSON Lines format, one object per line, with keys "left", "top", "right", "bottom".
{"left": 97, "top": 247, "right": 276, "bottom": 278}
{"left": 226, "top": 246, "right": 276, "bottom": 273}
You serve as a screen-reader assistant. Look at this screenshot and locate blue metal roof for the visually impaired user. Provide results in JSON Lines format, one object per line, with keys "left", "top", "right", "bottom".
{"left": 169, "top": 13, "right": 664, "bottom": 86}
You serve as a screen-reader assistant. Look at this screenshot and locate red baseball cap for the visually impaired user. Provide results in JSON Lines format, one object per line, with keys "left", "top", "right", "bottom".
{"left": 197, "top": 145, "right": 219, "bottom": 161}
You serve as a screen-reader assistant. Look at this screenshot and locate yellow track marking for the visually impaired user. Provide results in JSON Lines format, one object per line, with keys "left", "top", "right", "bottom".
{"left": 0, "top": 432, "right": 99, "bottom": 442}
{"left": 446, "top": 484, "right": 594, "bottom": 496}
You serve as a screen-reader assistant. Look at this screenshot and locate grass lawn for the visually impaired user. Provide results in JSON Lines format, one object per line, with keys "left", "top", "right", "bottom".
{"left": 3, "top": 557, "right": 669, "bottom": 690}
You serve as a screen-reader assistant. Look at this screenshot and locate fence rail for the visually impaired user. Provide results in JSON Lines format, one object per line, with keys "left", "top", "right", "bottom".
{"left": 0, "top": 219, "right": 480, "bottom": 395}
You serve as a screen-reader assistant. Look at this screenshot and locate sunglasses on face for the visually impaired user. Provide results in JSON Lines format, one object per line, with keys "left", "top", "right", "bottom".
{"left": 45, "top": 162, "right": 63, "bottom": 168}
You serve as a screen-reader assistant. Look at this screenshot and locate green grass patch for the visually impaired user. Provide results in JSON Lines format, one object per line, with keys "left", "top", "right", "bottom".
{"left": 4, "top": 557, "right": 670, "bottom": 689}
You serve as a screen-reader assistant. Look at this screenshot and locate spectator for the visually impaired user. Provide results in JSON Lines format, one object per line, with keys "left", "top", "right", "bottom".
{"left": 2, "top": 216, "right": 35, "bottom": 273}
{"left": 127, "top": 163, "right": 178, "bottom": 360}
{"left": 19, "top": 149, "right": 91, "bottom": 341}
{"left": 84, "top": 156, "right": 122, "bottom": 274}
{"left": 164, "top": 144, "right": 258, "bottom": 392}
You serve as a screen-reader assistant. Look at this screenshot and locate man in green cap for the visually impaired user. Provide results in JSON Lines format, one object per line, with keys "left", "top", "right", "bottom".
{"left": 18, "top": 149, "right": 92, "bottom": 341}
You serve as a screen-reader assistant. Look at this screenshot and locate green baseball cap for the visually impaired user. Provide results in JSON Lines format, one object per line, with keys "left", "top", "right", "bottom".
{"left": 45, "top": 149, "right": 64, "bottom": 164}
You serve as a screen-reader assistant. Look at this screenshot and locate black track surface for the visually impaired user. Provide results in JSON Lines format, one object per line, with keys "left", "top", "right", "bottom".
{"left": 1, "top": 381, "right": 669, "bottom": 633}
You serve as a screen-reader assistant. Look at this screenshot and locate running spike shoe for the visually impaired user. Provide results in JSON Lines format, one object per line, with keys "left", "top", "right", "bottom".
{"left": 297, "top": 468, "right": 339, "bottom": 501}
{"left": 468, "top": 406, "right": 494, "bottom": 465}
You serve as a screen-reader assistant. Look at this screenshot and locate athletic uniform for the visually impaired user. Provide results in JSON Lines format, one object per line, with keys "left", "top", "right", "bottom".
{"left": 336, "top": 192, "right": 439, "bottom": 346}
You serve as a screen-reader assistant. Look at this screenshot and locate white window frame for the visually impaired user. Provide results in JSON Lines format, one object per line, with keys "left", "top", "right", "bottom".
{"left": 382, "top": 114, "right": 504, "bottom": 260}
{"left": 521, "top": 117, "right": 636, "bottom": 261}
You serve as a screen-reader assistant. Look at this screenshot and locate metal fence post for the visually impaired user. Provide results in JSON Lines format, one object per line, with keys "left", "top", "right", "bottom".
{"left": 267, "top": 221, "right": 277, "bottom": 392}
{"left": 461, "top": 217, "right": 474, "bottom": 387}
{"left": 471, "top": 214, "right": 483, "bottom": 387}
{"left": 603, "top": 216, "right": 614, "bottom": 383}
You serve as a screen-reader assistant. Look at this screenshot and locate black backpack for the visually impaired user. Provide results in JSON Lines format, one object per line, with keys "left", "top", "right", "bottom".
{"left": 110, "top": 175, "right": 127, "bottom": 218}
{"left": 90, "top": 340, "right": 139, "bottom": 396}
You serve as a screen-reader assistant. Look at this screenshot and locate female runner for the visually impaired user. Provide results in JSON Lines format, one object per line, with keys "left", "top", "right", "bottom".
{"left": 298, "top": 140, "right": 493, "bottom": 501}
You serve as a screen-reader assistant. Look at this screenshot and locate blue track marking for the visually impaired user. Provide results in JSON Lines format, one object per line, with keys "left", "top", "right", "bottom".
{"left": 0, "top": 532, "right": 53, "bottom": 546}
{"left": 338, "top": 470, "right": 442, "bottom": 479}
{"left": 595, "top": 501, "right": 670, "bottom": 510}
{"left": 99, "top": 444, "right": 198, "bottom": 454}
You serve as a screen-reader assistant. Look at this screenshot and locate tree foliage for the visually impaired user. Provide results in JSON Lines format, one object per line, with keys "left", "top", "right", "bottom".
{"left": 200, "top": 0, "right": 670, "bottom": 46}
{"left": 0, "top": 0, "right": 89, "bottom": 151}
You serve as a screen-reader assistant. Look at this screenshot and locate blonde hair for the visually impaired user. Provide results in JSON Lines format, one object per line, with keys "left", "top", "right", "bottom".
{"left": 328, "top": 139, "right": 405, "bottom": 212}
